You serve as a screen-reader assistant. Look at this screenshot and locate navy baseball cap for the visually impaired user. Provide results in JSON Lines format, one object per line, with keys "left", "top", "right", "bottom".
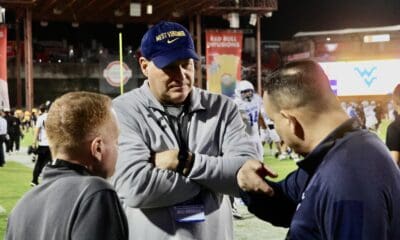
{"left": 140, "top": 21, "right": 199, "bottom": 69}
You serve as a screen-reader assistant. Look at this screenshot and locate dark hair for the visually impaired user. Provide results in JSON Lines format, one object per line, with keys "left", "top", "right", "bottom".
{"left": 39, "top": 101, "right": 51, "bottom": 113}
{"left": 39, "top": 104, "right": 47, "bottom": 113}
{"left": 263, "top": 59, "right": 335, "bottom": 110}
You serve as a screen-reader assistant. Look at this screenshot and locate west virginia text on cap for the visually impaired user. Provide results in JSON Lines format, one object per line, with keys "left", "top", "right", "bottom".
{"left": 140, "top": 21, "right": 199, "bottom": 68}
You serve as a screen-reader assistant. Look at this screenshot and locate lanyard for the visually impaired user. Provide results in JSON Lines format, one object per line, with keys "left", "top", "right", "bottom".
{"left": 147, "top": 104, "right": 192, "bottom": 174}
{"left": 164, "top": 107, "right": 190, "bottom": 151}
{"left": 164, "top": 104, "right": 191, "bottom": 173}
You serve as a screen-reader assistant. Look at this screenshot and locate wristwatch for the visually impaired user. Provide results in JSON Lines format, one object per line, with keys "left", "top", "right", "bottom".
{"left": 177, "top": 150, "right": 188, "bottom": 174}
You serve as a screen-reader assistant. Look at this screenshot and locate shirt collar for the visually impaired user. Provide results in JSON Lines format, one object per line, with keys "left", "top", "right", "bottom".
{"left": 141, "top": 80, "right": 206, "bottom": 113}
{"left": 297, "top": 118, "right": 362, "bottom": 175}
{"left": 48, "top": 159, "right": 91, "bottom": 176}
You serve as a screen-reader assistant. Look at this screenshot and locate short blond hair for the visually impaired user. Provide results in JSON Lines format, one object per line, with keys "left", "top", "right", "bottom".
{"left": 46, "top": 91, "right": 112, "bottom": 156}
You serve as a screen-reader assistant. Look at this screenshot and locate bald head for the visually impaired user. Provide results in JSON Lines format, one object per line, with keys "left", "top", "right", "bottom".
{"left": 263, "top": 60, "right": 337, "bottom": 111}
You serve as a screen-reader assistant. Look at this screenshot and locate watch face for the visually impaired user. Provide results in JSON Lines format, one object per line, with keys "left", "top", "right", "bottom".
{"left": 178, "top": 150, "right": 188, "bottom": 162}
{"left": 177, "top": 150, "right": 188, "bottom": 173}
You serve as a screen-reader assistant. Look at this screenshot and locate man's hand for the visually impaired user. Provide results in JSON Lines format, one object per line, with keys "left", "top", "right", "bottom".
{"left": 153, "top": 149, "right": 179, "bottom": 171}
{"left": 237, "top": 160, "right": 278, "bottom": 196}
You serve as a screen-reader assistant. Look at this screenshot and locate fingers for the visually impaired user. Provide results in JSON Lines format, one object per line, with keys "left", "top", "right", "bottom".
{"left": 257, "top": 163, "right": 278, "bottom": 179}
{"left": 237, "top": 160, "right": 277, "bottom": 196}
{"left": 153, "top": 149, "right": 179, "bottom": 170}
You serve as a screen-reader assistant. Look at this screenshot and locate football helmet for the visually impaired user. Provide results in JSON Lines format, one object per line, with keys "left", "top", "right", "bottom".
{"left": 236, "top": 80, "right": 254, "bottom": 102}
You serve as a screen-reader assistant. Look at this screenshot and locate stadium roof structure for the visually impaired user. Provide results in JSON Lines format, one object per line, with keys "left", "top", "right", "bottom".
{"left": 294, "top": 25, "right": 400, "bottom": 38}
{"left": 0, "top": 0, "right": 277, "bottom": 23}
{"left": 0, "top": 0, "right": 277, "bottom": 109}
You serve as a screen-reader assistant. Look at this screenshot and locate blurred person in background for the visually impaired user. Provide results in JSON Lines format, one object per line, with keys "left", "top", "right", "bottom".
{"left": 234, "top": 80, "right": 266, "bottom": 160}
{"left": 353, "top": 102, "right": 365, "bottom": 128}
{"left": 232, "top": 79, "right": 267, "bottom": 219}
{"left": 4, "top": 109, "right": 22, "bottom": 153}
{"left": 30, "top": 108, "right": 38, "bottom": 127}
{"left": 386, "top": 84, "right": 400, "bottom": 167}
{"left": 6, "top": 92, "right": 128, "bottom": 240}
{"left": 345, "top": 102, "right": 358, "bottom": 119}
{"left": 388, "top": 100, "right": 396, "bottom": 121}
{"left": 374, "top": 101, "right": 383, "bottom": 130}
{"left": 261, "top": 112, "right": 283, "bottom": 158}
{"left": 22, "top": 110, "right": 32, "bottom": 132}
{"left": 0, "top": 110, "right": 7, "bottom": 167}
{"left": 363, "top": 100, "right": 378, "bottom": 131}
{"left": 31, "top": 102, "right": 52, "bottom": 186}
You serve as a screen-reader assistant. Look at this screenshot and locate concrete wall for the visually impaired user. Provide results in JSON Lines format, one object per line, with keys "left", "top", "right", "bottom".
{"left": 6, "top": 62, "right": 143, "bottom": 108}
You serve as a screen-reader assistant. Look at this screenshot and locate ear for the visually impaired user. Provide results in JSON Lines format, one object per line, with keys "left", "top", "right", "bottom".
{"left": 139, "top": 57, "right": 149, "bottom": 77}
{"left": 280, "top": 110, "right": 305, "bottom": 140}
{"left": 90, "top": 137, "right": 103, "bottom": 162}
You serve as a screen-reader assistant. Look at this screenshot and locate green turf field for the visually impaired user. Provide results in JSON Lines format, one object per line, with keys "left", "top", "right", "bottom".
{"left": 0, "top": 162, "right": 32, "bottom": 237}
{"left": 0, "top": 128, "right": 34, "bottom": 237}
{"left": 21, "top": 128, "right": 34, "bottom": 148}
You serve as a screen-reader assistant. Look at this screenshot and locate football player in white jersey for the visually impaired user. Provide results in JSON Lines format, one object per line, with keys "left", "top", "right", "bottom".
{"left": 362, "top": 100, "right": 378, "bottom": 131}
{"left": 229, "top": 80, "right": 267, "bottom": 219}
{"left": 234, "top": 80, "right": 266, "bottom": 160}
{"left": 260, "top": 108, "right": 283, "bottom": 158}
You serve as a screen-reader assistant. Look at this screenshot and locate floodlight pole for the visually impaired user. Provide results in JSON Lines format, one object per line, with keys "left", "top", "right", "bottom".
{"left": 119, "top": 32, "right": 124, "bottom": 95}
{"left": 195, "top": 14, "right": 202, "bottom": 89}
{"left": 24, "top": 7, "right": 33, "bottom": 110}
{"left": 15, "top": 16, "right": 22, "bottom": 108}
{"left": 256, "top": 14, "right": 262, "bottom": 96}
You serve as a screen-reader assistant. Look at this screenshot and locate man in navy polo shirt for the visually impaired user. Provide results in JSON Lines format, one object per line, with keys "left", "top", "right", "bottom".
{"left": 237, "top": 60, "right": 400, "bottom": 239}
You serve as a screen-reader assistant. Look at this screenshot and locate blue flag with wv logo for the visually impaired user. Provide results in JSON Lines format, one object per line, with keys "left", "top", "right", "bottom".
{"left": 354, "top": 66, "right": 377, "bottom": 87}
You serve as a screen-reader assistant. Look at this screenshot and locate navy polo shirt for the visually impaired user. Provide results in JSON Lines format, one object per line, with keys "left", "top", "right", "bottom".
{"left": 242, "top": 119, "right": 400, "bottom": 239}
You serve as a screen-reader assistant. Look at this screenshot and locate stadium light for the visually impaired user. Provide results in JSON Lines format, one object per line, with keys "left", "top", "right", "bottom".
{"left": 0, "top": 6, "right": 5, "bottom": 23}
{"left": 40, "top": 21, "right": 48, "bottom": 27}
{"left": 249, "top": 13, "right": 257, "bottom": 26}
{"left": 228, "top": 13, "right": 239, "bottom": 28}
{"left": 146, "top": 4, "right": 153, "bottom": 15}
{"left": 264, "top": 12, "right": 273, "bottom": 18}
{"left": 363, "top": 34, "right": 390, "bottom": 43}
{"left": 53, "top": 7, "right": 62, "bottom": 15}
{"left": 114, "top": 9, "right": 124, "bottom": 17}
{"left": 130, "top": 2, "right": 141, "bottom": 17}
{"left": 324, "top": 43, "right": 338, "bottom": 52}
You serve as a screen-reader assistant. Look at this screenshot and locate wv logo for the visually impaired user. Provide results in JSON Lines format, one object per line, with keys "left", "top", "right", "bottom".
{"left": 354, "top": 67, "right": 377, "bottom": 87}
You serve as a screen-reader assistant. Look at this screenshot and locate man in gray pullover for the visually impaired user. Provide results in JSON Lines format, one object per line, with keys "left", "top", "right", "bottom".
{"left": 112, "top": 21, "right": 276, "bottom": 239}
{"left": 6, "top": 92, "right": 128, "bottom": 240}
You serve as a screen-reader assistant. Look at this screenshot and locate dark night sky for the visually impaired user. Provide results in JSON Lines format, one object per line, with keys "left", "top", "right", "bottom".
{"left": 261, "top": 0, "right": 400, "bottom": 40}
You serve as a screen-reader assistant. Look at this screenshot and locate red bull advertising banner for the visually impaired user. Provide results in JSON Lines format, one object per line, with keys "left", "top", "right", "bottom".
{"left": 206, "top": 30, "right": 242, "bottom": 98}
{"left": 0, "top": 25, "right": 9, "bottom": 109}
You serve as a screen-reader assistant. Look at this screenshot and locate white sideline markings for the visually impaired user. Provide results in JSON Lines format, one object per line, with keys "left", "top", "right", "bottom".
{"left": 0, "top": 204, "right": 6, "bottom": 214}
